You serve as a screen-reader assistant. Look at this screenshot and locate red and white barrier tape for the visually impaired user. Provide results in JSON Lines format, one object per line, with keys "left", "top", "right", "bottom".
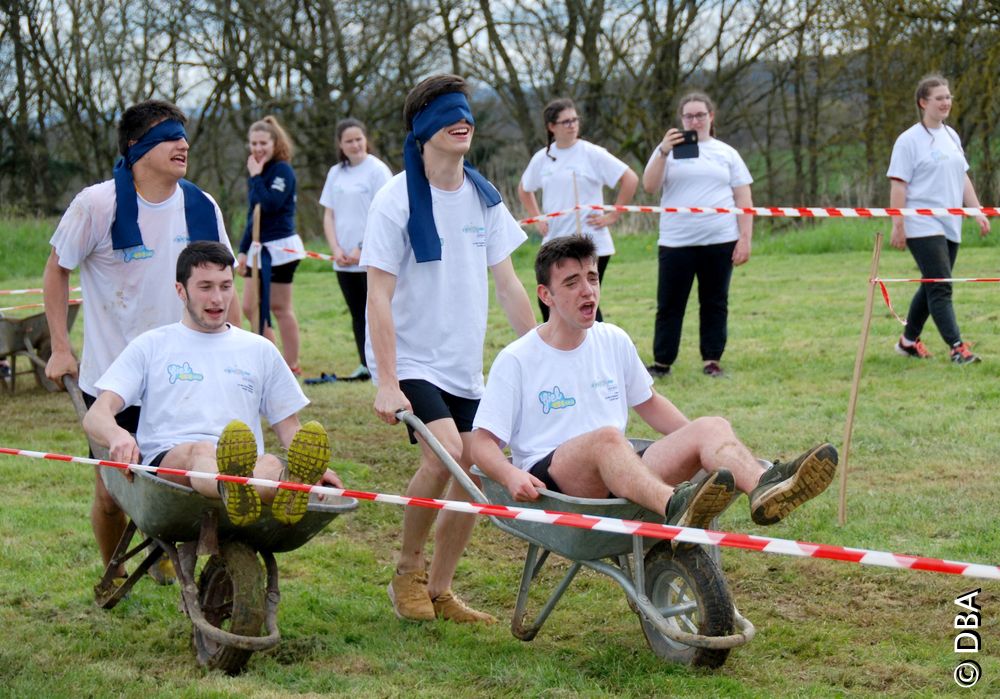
{"left": 0, "top": 298, "right": 82, "bottom": 313}
{"left": 2, "top": 446, "right": 998, "bottom": 580}
{"left": 518, "top": 204, "right": 1000, "bottom": 226}
{"left": 0, "top": 286, "right": 81, "bottom": 296}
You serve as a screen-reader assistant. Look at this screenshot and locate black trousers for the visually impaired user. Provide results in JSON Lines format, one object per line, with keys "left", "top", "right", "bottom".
{"left": 652, "top": 241, "right": 736, "bottom": 366}
{"left": 539, "top": 254, "right": 610, "bottom": 322}
{"left": 336, "top": 271, "right": 368, "bottom": 366}
{"left": 903, "top": 236, "right": 962, "bottom": 347}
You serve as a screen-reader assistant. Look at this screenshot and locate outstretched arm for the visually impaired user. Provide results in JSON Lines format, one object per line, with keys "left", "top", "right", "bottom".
{"left": 43, "top": 248, "right": 76, "bottom": 386}
{"left": 491, "top": 256, "right": 536, "bottom": 336}
{"left": 471, "top": 428, "right": 544, "bottom": 501}
{"left": 367, "top": 266, "right": 411, "bottom": 423}
{"left": 632, "top": 390, "right": 690, "bottom": 436}
{"left": 83, "top": 391, "right": 139, "bottom": 464}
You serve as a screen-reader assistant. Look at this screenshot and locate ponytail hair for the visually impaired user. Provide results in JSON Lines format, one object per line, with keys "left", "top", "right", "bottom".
{"left": 543, "top": 97, "right": 576, "bottom": 161}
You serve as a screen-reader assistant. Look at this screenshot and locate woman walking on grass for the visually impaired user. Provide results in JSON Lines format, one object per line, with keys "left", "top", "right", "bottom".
{"left": 319, "top": 118, "right": 392, "bottom": 380}
{"left": 237, "top": 115, "right": 306, "bottom": 374}
{"left": 888, "top": 74, "right": 991, "bottom": 364}
{"left": 642, "top": 91, "right": 753, "bottom": 379}
{"left": 517, "top": 97, "right": 638, "bottom": 321}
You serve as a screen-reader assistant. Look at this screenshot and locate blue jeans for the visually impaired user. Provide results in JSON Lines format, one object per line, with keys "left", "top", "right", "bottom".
{"left": 904, "top": 236, "right": 961, "bottom": 347}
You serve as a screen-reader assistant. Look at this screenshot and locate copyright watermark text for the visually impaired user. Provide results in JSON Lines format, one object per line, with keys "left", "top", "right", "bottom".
{"left": 952, "top": 588, "right": 982, "bottom": 688}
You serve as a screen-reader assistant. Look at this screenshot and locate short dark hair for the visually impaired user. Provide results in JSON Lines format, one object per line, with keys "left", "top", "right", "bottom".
{"left": 118, "top": 100, "right": 187, "bottom": 156}
{"left": 535, "top": 235, "right": 598, "bottom": 287}
{"left": 335, "top": 117, "right": 370, "bottom": 165}
{"left": 403, "top": 74, "right": 469, "bottom": 132}
{"left": 176, "top": 241, "right": 235, "bottom": 286}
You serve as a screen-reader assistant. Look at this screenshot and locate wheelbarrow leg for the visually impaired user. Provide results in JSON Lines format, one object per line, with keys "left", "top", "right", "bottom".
{"left": 511, "top": 543, "right": 581, "bottom": 641}
{"left": 94, "top": 520, "right": 164, "bottom": 608}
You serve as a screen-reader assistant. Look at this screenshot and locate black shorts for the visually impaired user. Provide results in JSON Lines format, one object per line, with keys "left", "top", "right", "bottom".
{"left": 147, "top": 451, "right": 169, "bottom": 468}
{"left": 82, "top": 391, "right": 141, "bottom": 460}
{"left": 528, "top": 444, "right": 649, "bottom": 496}
{"left": 399, "top": 379, "right": 479, "bottom": 445}
{"left": 241, "top": 259, "right": 300, "bottom": 283}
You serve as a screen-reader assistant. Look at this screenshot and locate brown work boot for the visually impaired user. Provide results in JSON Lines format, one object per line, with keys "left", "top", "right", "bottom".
{"left": 431, "top": 590, "right": 497, "bottom": 624}
{"left": 387, "top": 570, "right": 435, "bottom": 621}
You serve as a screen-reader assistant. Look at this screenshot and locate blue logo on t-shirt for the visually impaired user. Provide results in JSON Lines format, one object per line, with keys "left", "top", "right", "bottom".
{"left": 539, "top": 386, "right": 576, "bottom": 414}
{"left": 121, "top": 244, "right": 154, "bottom": 262}
{"left": 168, "top": 362, "right": 204, "bottom": 384}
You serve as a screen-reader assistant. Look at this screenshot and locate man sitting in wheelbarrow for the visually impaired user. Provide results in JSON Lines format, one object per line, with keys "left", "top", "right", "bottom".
{"left": 472, "top": 235, "right": 837, "bottom": 529}
{"left": 83, "top": 241, "right": 342, "bottom": 527}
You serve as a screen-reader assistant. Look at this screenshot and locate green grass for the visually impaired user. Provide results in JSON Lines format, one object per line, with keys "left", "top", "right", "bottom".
{"left": 2, "top": 216, "right": 999, "bottom": 696}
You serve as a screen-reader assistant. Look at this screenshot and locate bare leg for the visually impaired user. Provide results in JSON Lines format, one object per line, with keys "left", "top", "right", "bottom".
{"left": 396, "top": 418, "right": 462, "bottom": 576}
{"left": 639, "top": 416, "right": 765, "bottom": 494}
{"left": 157, "top": 441, "right": 284, "bottom": 503}
{"left": 546, "top": 427, "right": 676, "bottom": 514}
{"left": 426, "top": 432, "right": 478, "bottom": 599}
{"left": 269, "top": 282, "right": 300, "bottom": 369}
{"left": 92, "top": 468, "right": 127, "bottom": 576}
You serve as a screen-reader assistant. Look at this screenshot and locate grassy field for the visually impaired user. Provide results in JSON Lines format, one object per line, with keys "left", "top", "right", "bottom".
{"left": 1, "top": 216, "right": 997, "bottom": 697}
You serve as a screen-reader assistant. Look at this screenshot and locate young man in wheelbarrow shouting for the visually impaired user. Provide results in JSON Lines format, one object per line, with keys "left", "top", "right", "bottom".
{"left": 472, "top": 235, "right": 838, "bottom": 530}
{"left": 362, "top": 74, "right": 536, "bottom": 623}
{"left": 83, "top": 242, "right": 341, "bottom": 528}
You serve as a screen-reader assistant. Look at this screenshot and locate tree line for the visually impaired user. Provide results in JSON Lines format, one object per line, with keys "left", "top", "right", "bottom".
{"left": 2, "top": 0, "right": 998, "bottom": 236}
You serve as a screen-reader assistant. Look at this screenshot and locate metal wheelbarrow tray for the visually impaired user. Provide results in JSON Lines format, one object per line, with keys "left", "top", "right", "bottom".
{"left": 399, "top": 410, "right": 755, "bottom": 669}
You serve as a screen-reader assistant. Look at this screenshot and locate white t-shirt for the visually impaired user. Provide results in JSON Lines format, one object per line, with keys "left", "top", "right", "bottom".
{"left": 95, "top": 322, "right": 308, "bottom": 463}
{"left": 319, "top": 155, "right": 393, "bottom": 272}
{"left": 49, "top": 180, "right": 231, "bottom": 396}
{"left": 360, "top": 173, "right": 527, "bottom": 399}
{"left": 887, "top": 123, "right": 969, "bottom": 242}
{"left": 646, "top": 138, "right": 753, "bottom": 247}
{"left": 520, "top": 140, "right": 629, "bottom": 256}
{"left": 473, "top": 323, "right": 653, "bottom": 470}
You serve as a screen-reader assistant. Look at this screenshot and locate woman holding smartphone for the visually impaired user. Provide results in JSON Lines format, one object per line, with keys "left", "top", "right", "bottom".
{"left": 319, "top": 118, "right": 392, "bottom": 380}
{"left": 642, "top": 91, "right": 753, "bottom": 378}
{"left": 887, "top": 74, "right": 990, "bottom": 364}
{"left": 518, "top": 97, "right": 638, "bottom": 321}
{"left": 237, "top": 115, "right": 305, "bottom": 374}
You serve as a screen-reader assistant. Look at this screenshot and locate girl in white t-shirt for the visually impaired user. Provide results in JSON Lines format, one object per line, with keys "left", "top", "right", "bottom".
{"left": 320, "top": 119, "right": 392, "bottom": 379}
{"left": 642, "top": 92, "right": 753, "bottom": 379}
{"left": 887, "top": 74, "right": 991, "bottom": 364}
{"left": 518, "top": 98, "right": 638, "bottom": 321}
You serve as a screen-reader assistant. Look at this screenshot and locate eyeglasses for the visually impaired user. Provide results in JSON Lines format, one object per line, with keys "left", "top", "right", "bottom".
{"left": 554, "top": 117, "right": 579, "bottom": 127}
{"left": 681, "top": 112, "right": 710, "bottom": 122}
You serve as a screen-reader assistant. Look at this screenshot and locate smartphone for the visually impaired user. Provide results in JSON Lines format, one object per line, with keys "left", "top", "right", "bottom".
{"left": 672, "top": 130, "right": 699, "bottom": 159}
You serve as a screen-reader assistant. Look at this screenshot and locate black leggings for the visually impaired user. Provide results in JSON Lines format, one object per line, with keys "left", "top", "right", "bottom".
{"left": 652, "top": 241, "right": 736, "bottom": 366}
{"left": 539, "top": 254, "right": 610, "bottom": 321}
{"left": 903, "top": 236, "right": 962, "bottom": 347}
{"left": 336, "top": 271, "right": 368, "bottom": 366}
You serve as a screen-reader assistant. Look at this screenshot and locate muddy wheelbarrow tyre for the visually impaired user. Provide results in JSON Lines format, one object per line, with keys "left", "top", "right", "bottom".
{"left": 193, "top": 541, "right": 266, "bottom": 675}
{"left": 640, "top": 542, "right": 734, "bottom": 669}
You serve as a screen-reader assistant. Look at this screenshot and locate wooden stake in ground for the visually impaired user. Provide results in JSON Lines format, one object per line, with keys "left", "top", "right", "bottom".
{"left": 250, "top": 204, "right": 262, "bottom": 335}
{"left": 839, "top": 231, "right": 883, "bottom": 525}
{"left": 572, "top": 171, "right": 583, "bottom": 236}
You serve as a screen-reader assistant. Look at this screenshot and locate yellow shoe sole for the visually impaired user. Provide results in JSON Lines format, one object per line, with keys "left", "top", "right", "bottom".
{"left": 273, "top": 420, "right": 329, "bottom": 525}
{"left": 217, "top": 419, "right": 261, "bottom": 527}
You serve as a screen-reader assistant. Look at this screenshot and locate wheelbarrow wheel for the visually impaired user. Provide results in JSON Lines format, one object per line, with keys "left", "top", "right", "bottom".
{"left": 640, "top": 542, "right": 734, "bottom": 668}
{"left": 193, "top": 541, "right": 266, "bottom": 675}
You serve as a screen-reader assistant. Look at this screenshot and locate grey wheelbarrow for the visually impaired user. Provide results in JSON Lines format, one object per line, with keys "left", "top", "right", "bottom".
{"left": 0, "top": 303, "right": 80, "bottom": 393}
{"left": 398, "top": 410, "right": 755, "bottom": 668}
{"left": 66, "top": 378, "right": 358, "bottom": 675}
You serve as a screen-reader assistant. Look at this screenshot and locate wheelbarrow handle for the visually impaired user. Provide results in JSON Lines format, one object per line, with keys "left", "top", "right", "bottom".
{"left": 395, "top": 410, "right": 490, "bottom": 505}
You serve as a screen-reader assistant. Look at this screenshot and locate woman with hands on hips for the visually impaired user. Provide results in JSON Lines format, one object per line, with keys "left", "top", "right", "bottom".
{"left": 319, "top": 118, "right": 392, "bottom": 380}
{"left": 887, "top": 74, "right": 990, "bottom": 364}
{"left": 518, "top": 97, "right": 639, "bottom": 321}
{"left": 642, "top": 91, "right": 753, "bottom": 379}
